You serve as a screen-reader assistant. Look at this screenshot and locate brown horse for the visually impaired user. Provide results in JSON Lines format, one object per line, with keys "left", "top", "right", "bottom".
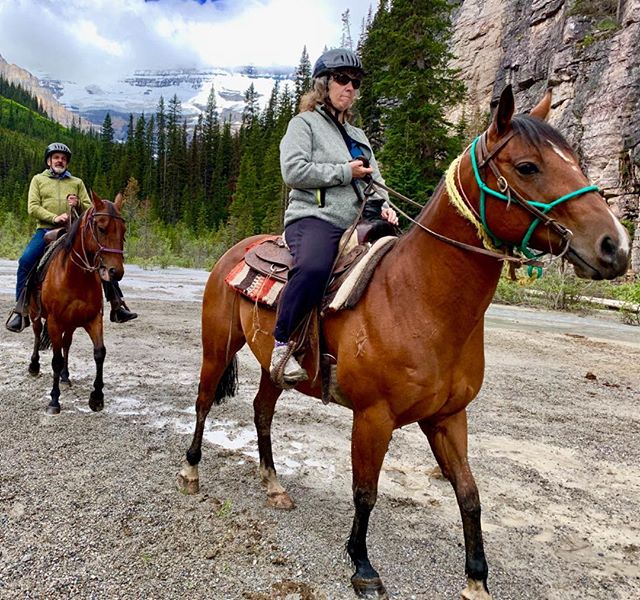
{"left": 178, "top": 87, "right": 630, "bottom": 599}
{"left": 28, "top": 191, "right": 126, "bottom": 415}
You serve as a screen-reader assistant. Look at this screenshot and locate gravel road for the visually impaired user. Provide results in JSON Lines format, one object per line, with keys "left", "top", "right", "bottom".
{"left": 0, "top": 260, "right": 638, "bottom": 600}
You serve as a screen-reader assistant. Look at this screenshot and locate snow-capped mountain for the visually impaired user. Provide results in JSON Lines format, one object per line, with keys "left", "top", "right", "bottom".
{"left": 37, "top": 65, "right": 296, "bottom": 138}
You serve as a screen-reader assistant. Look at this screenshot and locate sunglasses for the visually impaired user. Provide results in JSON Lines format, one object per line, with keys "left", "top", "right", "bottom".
{"left": 331, "top": 72, "right": 362, "bottom": 90}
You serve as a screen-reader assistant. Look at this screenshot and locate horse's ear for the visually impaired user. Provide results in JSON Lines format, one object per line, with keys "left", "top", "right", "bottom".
{"left": 488, "top": 85, "right": 515, "bottom": 140}
{"left": 529, "top": 88, "right": 552, "bottom": 121}
{"left": 91, "top": 189, "right": 105, "bottom": 209}
{"left": 114, "top": 192, "right": 124, "bottom": 211}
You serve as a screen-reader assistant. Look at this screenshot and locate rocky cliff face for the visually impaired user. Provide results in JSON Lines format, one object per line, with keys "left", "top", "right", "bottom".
{"left": 450, "top": 0, "right": 640, "bottom": 271}
{"left": 0, "top": 54, "right": 92, "bottom": 130}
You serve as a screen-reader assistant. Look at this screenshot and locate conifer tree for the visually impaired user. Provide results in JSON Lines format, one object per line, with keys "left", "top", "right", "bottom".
{"left": 360, "top": 0, "right": 464, "bottom": 204}
{"left": 341, "top": 9, "right": 353, "bottom": 49}
{"left": 294, "top": 47, "right": 312, "bottom": 112}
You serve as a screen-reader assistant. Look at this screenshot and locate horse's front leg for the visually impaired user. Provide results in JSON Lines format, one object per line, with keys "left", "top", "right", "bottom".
{"left": 29, "top": 318, "right": 43, "bottom": 376}
{"left": 84, "top": 319, "right": 105, "bottom": 412}
{"left": 253, "top": 371, "right": 291, "bottom": 509}
{"left": 420, "top": 411, "right": 492, "bottom": 600}
{"left": 347, "top": 407, "right": 393, "bottom": 599}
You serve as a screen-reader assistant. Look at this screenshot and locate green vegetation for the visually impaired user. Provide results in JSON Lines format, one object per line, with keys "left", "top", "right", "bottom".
{"left": 495, "top": 262, "right": 639, "bottom": 324}
{"left": 358, "top": 0, "right": 465, "bottom": 206}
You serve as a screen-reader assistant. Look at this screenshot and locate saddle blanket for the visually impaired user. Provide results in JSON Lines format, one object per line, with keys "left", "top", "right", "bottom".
{"left": 224, "top": 260, "right": 284, "bottom": 307}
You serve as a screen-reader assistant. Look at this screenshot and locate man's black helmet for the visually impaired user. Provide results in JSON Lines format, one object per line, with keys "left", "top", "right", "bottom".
{"left": 44, "top": 142, "right": 71, "bottom": 164}
{"left": 312, "top": 48, "right": 364, "bottom": 79}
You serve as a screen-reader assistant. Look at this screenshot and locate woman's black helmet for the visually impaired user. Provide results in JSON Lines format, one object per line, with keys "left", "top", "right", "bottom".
{"left": 44, "top": 142, "right": 72, "bottom": 164}
{"left": 312, "top": 48, "right": 364, "bottom": 79}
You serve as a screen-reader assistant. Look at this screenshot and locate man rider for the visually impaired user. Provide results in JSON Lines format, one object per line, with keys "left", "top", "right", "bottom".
{"left": 5, "top": 142, "right": 137, "bottom": 332}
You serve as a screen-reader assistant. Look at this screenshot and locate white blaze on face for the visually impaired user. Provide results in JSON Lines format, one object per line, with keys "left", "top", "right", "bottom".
{"left": 549, "top": 142, "right": 582, "bottom": 173}
{"left": 612, "top": 214, "right": 631, "bottom": 255}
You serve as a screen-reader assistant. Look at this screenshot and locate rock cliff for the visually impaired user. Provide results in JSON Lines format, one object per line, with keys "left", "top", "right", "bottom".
{"left": 450, "top": 0, "right": 639, "bottom": 270}
{"left": 0, "top": 54, "right": 91, "bottom": 130}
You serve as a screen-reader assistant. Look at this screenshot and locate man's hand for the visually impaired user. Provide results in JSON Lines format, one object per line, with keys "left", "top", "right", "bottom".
{"left": 67, "top": 194, "right": 79, "bottom": 207}
{"left": 53, "top": 213, "right": 69, "bottom": 225}
{"left": 350, "top": 159, "right": 373, "bottom": 180}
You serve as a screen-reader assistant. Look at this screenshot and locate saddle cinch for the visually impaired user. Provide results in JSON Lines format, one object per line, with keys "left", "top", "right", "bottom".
{"left": 224, "top": 221, "right": 398, "bottom": 398}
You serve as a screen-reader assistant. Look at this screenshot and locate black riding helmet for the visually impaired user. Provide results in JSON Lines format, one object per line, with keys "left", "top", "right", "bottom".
{"left": 312, "top": 48, "right": 364, "bottom": 79}
{"left": 44, "top": 142, "right": 72, "bottom": 164}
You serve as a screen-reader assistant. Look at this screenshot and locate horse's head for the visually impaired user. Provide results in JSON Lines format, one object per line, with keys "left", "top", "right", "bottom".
{"left": 470, "top": 85, "right": 629, "bottom": 280}
{"left": 82, "top": 190, "right": 126, "bottom": 282}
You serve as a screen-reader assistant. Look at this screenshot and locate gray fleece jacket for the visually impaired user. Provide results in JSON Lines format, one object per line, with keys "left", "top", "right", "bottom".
{"left": 279, "top": 106, "right": 388, "bottom": 230}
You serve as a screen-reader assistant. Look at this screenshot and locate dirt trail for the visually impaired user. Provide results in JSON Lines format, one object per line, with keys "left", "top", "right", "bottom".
{"left": 0, "top": 262, "right": 638, "bottom": 599}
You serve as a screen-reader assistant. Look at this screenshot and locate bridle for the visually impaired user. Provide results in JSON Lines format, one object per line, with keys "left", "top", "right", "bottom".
{"left": 70, "top": 206, "right": 125, "bottom": 273}
{"left": 368, "top": 130, "right": 598, "bottom": 270}
{"left": 470, "top": 132, "right": 597, "bottom": 261}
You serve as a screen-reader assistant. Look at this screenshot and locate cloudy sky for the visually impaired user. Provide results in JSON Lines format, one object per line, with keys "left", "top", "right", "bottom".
{"left": 0, "top": 0, "right": 376, "bottom": 82}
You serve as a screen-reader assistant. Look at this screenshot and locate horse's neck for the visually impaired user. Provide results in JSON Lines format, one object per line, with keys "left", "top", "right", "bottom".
{"left": 391, "top": 175, "right": 503, "bottom": 323}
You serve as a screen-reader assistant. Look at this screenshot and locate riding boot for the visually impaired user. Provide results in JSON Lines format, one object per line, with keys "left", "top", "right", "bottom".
{"left": 5, "top": 311, "right": 28, "bottom": 333}
{"left": 102, "top": 281, "right": 138, "bottom": 323}
{"left": 5, "top": 285, "right": 30, "bottom": 333}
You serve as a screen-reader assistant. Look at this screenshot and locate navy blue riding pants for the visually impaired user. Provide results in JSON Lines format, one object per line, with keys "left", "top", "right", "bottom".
{"left": 16, "top": 228, "right": 49, "bottom": 300}
{"left": 274, "top": 217, "right": 345, "bottom": 343}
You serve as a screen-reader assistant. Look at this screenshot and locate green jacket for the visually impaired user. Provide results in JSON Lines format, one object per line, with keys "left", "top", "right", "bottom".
{"left": 28, "top": 170, "right": 91, "bottom": 230}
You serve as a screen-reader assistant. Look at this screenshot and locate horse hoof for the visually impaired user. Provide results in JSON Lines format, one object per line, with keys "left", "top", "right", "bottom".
{"left": 46, "top": 405, "right": 61, "bottom": 415}
{"left": 461, "top": 578, "right": 492, "bottom": 600}
{"left": 28, "top": 367, "right": 40, "bottom": 377}
{"left": 267, "top": 491, "right": 295, "bottom": 510}
{"left": 351, "top": 576, "right": 388, "bottom": 599}
{"left": 60, "top": 376, "right": 70, "bottom": 385}
{"left": 176, "top": 472, "right": 199, "bottom": 495}
{"left": 89, "top": 396, "right": 104, "bottom": 412}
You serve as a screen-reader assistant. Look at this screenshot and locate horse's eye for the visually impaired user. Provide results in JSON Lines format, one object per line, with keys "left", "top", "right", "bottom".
{"left": 97, "top": 226, "right": 107, "bottom": 234}
{"left": 515, "top": 162, "right": 539, "bottom": 175}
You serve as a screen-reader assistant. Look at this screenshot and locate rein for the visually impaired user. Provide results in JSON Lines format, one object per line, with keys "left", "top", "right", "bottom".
{"left": 70, "top": 208, "right": 125, "bottom": 273}
{"left": 368, "top": 131, "right": 599, "bottom": 270}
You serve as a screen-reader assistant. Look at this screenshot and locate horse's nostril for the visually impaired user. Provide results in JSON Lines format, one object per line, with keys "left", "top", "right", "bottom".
{"left": 600, "top": 235, "right": 617, "bottom": 260}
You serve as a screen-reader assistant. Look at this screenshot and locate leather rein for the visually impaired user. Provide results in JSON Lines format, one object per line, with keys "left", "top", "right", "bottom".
{"left": 70, "top": 207, "right": 125, "bottom": 273}
{"left": 367, "top": 130, "right": 597, "bottom": 269}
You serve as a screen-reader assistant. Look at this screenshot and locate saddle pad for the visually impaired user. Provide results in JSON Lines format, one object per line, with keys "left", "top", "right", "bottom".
{"left": 324, "top": 236, "right": 397, "bottom": 313}
{"left": 225, "top": 260, "right": 284, "bottom": 308}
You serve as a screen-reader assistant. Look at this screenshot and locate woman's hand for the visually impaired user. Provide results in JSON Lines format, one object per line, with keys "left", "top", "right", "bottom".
{"left": 350, "top": 159, "right": 373, "bottom": 180}
{"left": 381, "top": 207, "right": 398, "bottom": 226}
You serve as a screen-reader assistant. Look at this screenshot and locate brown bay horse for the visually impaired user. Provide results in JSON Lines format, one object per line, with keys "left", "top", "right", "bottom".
{"left": 28, "top": 191, "right": 126, "bottom": 415}
{"left": 178, "top": 87, "right": 630, "bottom": 599}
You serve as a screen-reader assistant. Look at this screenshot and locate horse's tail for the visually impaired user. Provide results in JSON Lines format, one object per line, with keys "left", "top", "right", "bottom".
{"left": 214, "top": 356, "right": 238, "bottom": 404}
{"left": 38, "top": 321, "right": 51, "bottom": 351}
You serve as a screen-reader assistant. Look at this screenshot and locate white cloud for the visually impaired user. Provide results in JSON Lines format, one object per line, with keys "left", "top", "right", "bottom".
{"left": 0, "top": 0, "right": 376, "bottom": 83}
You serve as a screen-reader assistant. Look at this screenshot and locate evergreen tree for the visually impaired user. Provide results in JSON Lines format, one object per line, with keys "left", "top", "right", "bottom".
{"left": 341, "top": 9, "right": 353, "bottom": 49}
{"left": 99, "top": 113, "right": 115, "bottom": 182}
{"left": 294, "top": 46, "right": 312, "bottom": 111}
{"left": 360, "top": 0, "right": 465, "bottom": 204}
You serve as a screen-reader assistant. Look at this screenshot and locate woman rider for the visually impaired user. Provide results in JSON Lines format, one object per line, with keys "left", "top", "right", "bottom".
{"left": 270, "top": 48, "right": 398, "bottom": 385}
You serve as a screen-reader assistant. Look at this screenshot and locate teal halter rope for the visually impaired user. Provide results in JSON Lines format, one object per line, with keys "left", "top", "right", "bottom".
{"left": 470, "top": 135, "right": 598, "bottom": 274}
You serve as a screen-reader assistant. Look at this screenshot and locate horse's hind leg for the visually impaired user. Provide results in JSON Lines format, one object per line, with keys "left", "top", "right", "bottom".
{"left": 419, "top": 412, "right": 492, "bottom": 600}
{"left": 29, "top": 318, "right": 43, "bottom": 376}
{"left": 46, "top": 323, "right": 64, "bottom": 415}
{"left": 253, "top": 371, "right": 291, "bottom": 509}
{"left": 60, "top": 330, "right": 73, "bottom": 384}
{"left": 177, "top": 346, "right": 243, "bottom": 495}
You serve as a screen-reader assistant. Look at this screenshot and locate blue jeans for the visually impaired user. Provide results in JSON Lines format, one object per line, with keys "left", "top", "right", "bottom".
{"left": 274, "top": 217, "right": 345, "bottom": 342}
{"left": 16, "top": 228, "right": 49, "bottom": 300}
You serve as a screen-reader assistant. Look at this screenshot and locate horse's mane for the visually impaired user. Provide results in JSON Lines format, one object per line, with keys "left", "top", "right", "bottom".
{"left": 511, "top": 114, "right": 577, "bottom": 159}
{"left": 63, "top": 214, "right": 84, "bottom": 253}
{"left": 63, "top": 201, "right": 118, "bottom": 254}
